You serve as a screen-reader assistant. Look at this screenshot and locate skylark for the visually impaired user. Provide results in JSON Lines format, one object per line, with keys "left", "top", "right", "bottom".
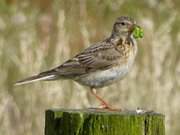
{"left": 15, "top": 16, "right": 143, "bottom": 110}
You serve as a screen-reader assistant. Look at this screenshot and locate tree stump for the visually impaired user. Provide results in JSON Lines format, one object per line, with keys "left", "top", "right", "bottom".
{"left": 45, "top": 109, "right": 165, "bottom": 135}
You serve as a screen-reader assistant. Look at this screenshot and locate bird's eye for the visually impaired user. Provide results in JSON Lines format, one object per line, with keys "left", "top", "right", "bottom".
{"left": 120, "top": 22, "right": 125, "bottom": 25}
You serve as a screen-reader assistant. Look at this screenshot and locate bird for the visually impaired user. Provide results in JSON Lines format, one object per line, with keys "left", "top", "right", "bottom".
{"left": 15, "top": 16, "right": 142, "bottom": 110}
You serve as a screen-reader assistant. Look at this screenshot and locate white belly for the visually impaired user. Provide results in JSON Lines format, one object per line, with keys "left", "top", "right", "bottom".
{"left": 75, "top": 65, "right": 130, "bottom": 88}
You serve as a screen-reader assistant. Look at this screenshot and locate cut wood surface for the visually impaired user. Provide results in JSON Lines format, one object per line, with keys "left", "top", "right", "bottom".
{"left": 45, "top": 109, "right": 165, "bottom": 135}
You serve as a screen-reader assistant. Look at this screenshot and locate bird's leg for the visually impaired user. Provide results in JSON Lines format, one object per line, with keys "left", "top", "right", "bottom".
{"left": 90, "top": 88, "right": 115, "bottom": 111}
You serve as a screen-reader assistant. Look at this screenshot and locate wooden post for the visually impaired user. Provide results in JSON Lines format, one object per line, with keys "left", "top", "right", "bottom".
{"left": 45, "top": 109, "right": 165, "bottom": 135}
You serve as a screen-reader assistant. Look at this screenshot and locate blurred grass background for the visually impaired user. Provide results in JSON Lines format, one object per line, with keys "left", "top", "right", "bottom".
{"left": 0, "top": 0, "right": 180, "bottom": 135}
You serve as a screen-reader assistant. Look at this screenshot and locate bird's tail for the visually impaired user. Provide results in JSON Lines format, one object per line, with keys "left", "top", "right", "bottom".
{"left": 14, "top": 70, "right": 57, "bottom": 86}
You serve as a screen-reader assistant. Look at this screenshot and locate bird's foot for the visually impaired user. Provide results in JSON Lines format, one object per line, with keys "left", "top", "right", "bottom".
{"left": 99, "top": 103, "right": 121, "bottom": 111}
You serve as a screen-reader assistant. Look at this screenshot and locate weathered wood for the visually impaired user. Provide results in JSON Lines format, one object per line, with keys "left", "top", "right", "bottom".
{"left": 45, "top": 109, "right": 165, "bottom": 135}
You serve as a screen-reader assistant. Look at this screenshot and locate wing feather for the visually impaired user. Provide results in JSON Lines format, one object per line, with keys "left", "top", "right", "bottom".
{"left": 53, "top": 40, "right": 122, "bottom": 78}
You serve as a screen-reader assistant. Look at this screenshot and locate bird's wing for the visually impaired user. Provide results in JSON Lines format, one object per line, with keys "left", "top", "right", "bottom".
{"left": 52, "top": 40, "right": 123, "bottom": 78}
{"left": 15, "top": 40, "right": 125, "bottom": 85}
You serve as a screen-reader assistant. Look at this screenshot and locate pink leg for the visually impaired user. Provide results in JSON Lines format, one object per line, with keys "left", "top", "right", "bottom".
{"left": 90, "top": 88, "right": 120, "bottom": 111}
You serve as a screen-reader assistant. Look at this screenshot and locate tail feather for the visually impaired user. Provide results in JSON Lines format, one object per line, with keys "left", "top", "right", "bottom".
{"left": 14, "top": 71, "right": 57, "bottom": 86}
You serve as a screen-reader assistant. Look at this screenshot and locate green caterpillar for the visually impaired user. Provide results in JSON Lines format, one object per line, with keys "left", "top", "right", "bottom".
{"left": 133, "top": 26, "right": 144, "bottom": 39}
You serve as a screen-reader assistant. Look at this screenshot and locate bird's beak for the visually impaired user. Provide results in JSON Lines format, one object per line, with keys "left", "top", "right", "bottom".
{"left": 129, "top": 23, "right": 139, "bottom": 33}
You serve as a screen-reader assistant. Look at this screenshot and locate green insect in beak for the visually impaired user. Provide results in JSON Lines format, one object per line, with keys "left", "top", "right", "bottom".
{"left": 133, "top": 26, "right": 144, "bottom": 39}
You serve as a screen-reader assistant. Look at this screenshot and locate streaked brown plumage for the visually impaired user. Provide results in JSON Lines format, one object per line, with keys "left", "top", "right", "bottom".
{"left": 15, "top": 16, "right": 140, "bottom": 110}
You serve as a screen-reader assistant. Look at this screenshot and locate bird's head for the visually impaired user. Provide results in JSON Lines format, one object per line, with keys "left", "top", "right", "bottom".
{"left": 112, "top": 16, "right": 140, "bottom": 39}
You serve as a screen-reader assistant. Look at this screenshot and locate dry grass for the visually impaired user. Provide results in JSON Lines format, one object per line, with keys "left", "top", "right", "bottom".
{"left": 0, "top": 0, "right": 180, "bottom": 135}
